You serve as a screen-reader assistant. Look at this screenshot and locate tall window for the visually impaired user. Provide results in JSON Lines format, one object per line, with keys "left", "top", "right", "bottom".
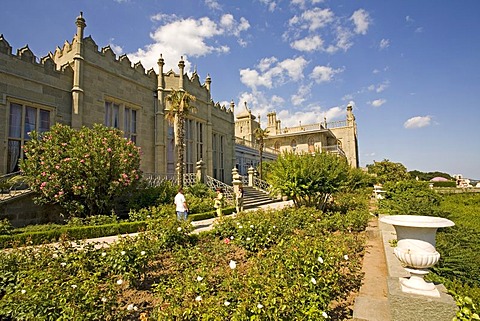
{"left": 124, "top": 107, "right": 137, "bottom": 143}
{"left": 7, "top": 102, "right": 51, "bottom": 173}
{"left": 185, "top": 119, "right": 194, "bottom": 173}
{"left": 212, "top": 134, "right": 217, "bottom": 179}
{"left": 167, "top": 126, "right": 175, "bottom": 178}
{"left": 105, "top": 102, "right": 120, "bottom": 128}
{"left": 196, "top": 122, "right": 204, "bottom": 161}
{"left": 219, "top": 135, "right": 225, "bottom": 181}
{"left": 105, "top": 102, "right": 137, "bottom": 143}
{"left": 212, "top": 134, "right": 225, "bottom": 180}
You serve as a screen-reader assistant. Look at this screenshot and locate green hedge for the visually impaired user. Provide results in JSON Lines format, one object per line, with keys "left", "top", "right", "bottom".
{"left": 0, "top": 221, "right": 147, "bottom": 249}
{"left": 432, "top": 181, "right": 456, "bottom": 188}
{"left": 0, "top": 207, "right": 237, "bottom": 249}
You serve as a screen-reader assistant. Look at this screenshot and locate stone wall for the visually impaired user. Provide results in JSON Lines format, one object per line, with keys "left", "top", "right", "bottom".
{"left": 0, "top": 194, "right": 64, "bottom": 227}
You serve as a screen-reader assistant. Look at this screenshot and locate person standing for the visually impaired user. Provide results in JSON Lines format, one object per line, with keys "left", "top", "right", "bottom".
{"left": 214, "top": 187, "right": 224, "bottom": 217}
{"left": 174, "top": 188, "right": 188, "bottom": 220}
{"left": 235, "top": 186, "right": 244, "bottom": 213}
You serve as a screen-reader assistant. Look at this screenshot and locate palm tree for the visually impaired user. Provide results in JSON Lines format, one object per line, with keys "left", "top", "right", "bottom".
{"left": 254, "top": 127, "right": 269, "bottom": 180}
{"left": 165, "top": 89, "right": 196, "bottom": 188}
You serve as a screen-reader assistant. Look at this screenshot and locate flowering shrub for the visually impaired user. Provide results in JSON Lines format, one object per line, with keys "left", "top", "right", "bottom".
{"left": 152, "top": 206, "right": 367, "bottom": 320}
{"left": 20, "top": 123, "right": 141, "bottom": 217}
{"left": 0, "top": 200, "right": 369, "bottom": 319}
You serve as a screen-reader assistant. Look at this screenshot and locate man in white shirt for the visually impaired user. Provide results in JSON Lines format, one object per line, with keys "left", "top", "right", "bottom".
{"left": 174, "top": 188, "right": 188, "bottom": 220}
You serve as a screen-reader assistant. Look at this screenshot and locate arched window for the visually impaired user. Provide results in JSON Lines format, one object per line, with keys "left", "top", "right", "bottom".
{"left": 274, "top": 141, "right": 280, "bottom": 151}
{"left": 291, "top": 139, "right": 297, "bottom": 152}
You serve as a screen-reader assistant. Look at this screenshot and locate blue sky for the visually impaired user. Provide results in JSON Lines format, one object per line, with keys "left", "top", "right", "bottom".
{"left": 2, "top": 0, "right": 479, "bottom": 179}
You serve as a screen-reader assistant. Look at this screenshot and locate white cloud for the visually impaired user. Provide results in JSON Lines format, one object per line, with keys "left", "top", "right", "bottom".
{"left": 327, "top": 26, "right": 353, "bottom": 53}
{"left": 368, "top": 80, "right": 389, "bottom": 93}
{"left": 108, "top": 39, "right": 123, "bottom": 56}
{"left": 291, "top": 84, "right": 312, "bottom": 106}
{"left": 291, "top": 35, "right": 324, "bottom": 52}
{"left": 275, "top": 105, "right": 344, "bottom": 128}
{"left": 205, "top": 0, "right": 221, "bottom": 11}
{"left": 350, "top": 9, "right": 371, "bottom": 35}
{"left": 404, "top": 116, "right": 432, "bottom": 129}
{"left": 370, "top": 99, "right": 386, "bottom": 107}
{"left": 128, "top": 14, "right": 249, "bottom": 72}
{"left": 220, "top": 14, "right": 250, "bottom": 37}
{"left": 379, "top": 38, "right": 390, "bottom": 50}
{"left": 257, "top": 57, "right": 278, "bottom": 72}
{"left": 324, "top": 106, "right": 344, "bottom": 121}
{"left": 291, "top": 0, "right": 324, "bottom": 9}
{"left": 259, "top": 0, "right": 277, "bottom": 12}
{"left": 289, "top": 7, "right": 334, "bottom": 31}
{"left": 240, "top": 56, "right": 308, "bottom": 89}
{"left": 310, "top": 65, "right": 344, "bottom": 83}
{"left": 236, "top": 91, "right": 284, "bottom": 125}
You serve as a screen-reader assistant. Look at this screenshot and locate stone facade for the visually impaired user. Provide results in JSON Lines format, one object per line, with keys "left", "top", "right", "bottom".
{"left": 234, "top": 103, "right": 278, "bottom": 175}
{"left": 0, "top": 13, "right": 235, "bottom": 183}
{"left": 234, "top": 103, "right": 359, "bottom": 168}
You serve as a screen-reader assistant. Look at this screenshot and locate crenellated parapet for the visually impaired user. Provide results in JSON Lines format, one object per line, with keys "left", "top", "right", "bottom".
{"left": 0, "top": 34, "right": 72, "bottom": 75}
{"left": 213, "top": 101, "right": 234, "bottom": 114}
{"left": 51, "top": 34, "right": 156, "bottom": 82}
{"left": 0, "top": 34, "right": 12, "bottom": 55}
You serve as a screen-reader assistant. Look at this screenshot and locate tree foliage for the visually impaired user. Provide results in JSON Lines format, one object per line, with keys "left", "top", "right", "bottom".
{"left": 408, "top": 170, "right": 453, "bottom": 181}
{"left": 366, "top": 159, "right": 410, "bottom": 184}
{"left": 267, "top": 151, "right": 350, "bottom": 210}
{"left": 378, "top": 180, "right": 443, "bottom": 216}
{"left": 20, "top": 123, "right": 141, "bottom": 217}
{"left": 165, "top": 89, "right": 197, "bottom": 188}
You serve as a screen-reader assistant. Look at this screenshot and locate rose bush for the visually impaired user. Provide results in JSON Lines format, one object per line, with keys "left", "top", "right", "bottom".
{"left": 20, "top": 123, "right": 141, "bottom": 217}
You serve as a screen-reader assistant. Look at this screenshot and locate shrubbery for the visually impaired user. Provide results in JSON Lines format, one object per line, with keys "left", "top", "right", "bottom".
{"left": 378, "top": 180, "right": 444, "bottom": 217}
{"left": 20, "top": 123, "right": 141, "bottom": 217}
{"left": 267, "top": 151, "right": 351, "bottom": 210}
{"left": 0, "top": 199, "right": 370, "bottom": 320}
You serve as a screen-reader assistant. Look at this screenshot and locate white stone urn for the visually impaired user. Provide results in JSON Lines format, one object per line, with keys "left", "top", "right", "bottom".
{"left": 380, "top": 215, "right": 454, "bottom": 297}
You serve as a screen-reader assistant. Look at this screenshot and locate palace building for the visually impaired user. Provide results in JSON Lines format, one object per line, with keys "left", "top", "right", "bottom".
{"left": 234, "top": 102, "right": 359, "bottom": 174}
{"left": 0, "top": 13, "right": 235, "bottom": 183}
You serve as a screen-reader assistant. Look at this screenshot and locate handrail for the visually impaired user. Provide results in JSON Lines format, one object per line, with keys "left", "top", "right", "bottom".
{"left": 322, "top": 145, "right": 346, "bottom": 158}
{"left": 142, "top": 172, "right": 197, "bottom": 187}
{"left": 0, "top": 171, "right": 31, "bottom": 201}
{"left": 142, "top": 173, "right": 175, "bottom": 187}
{"left": 235, "top": 137, "right": 279, "bottom": 155}
{"left": 253, "top": 177, "right": 270, "bottom": 193}
{"left": 205, "top": 175, "right": 234, "bottom": 203}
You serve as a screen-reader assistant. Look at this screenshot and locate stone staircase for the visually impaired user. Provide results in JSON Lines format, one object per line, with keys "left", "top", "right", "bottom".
{"left": 242, "top": 186, "right": 280, "bottom": 209}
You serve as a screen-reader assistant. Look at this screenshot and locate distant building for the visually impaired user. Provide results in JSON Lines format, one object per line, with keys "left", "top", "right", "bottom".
{"left": 0, "top": 13, "right": 235, "bottom": 183}
{"left": 234, "top": 103, "right": 277, "bottom": 175}
{"left": 234, "top": 102, "right": 359, "bottom": 171}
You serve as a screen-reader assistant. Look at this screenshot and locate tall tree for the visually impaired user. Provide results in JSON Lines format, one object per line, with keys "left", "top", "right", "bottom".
{"left": 165, "top": 89, "right": 196, "bottom": 188}
{"left": 366, "top": 159, "right": 411, "bottom": 184}
{"left": 254, "top": 127, "right": 269, "bottom": 180}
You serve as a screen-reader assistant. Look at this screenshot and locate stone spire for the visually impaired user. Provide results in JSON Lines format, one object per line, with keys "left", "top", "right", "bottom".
{"left": 178, "top": 56, "right": 185, "bottom": 90}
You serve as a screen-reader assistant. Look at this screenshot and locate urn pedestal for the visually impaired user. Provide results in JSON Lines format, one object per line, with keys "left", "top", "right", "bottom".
{"left": 380, "top": 215, "right": 454, "bottom": 297}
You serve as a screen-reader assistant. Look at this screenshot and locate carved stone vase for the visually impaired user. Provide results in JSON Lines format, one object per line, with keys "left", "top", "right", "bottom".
{"left": 380, "top": 215, "right": 455, "bottom": 297}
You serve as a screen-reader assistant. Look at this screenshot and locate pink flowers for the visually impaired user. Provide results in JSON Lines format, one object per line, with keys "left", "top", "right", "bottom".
{"left": 224, "top": 238, "right": 230, "bottom": 244}
{"left": 107, "top": 148, "right": 112, "bottom": 152}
